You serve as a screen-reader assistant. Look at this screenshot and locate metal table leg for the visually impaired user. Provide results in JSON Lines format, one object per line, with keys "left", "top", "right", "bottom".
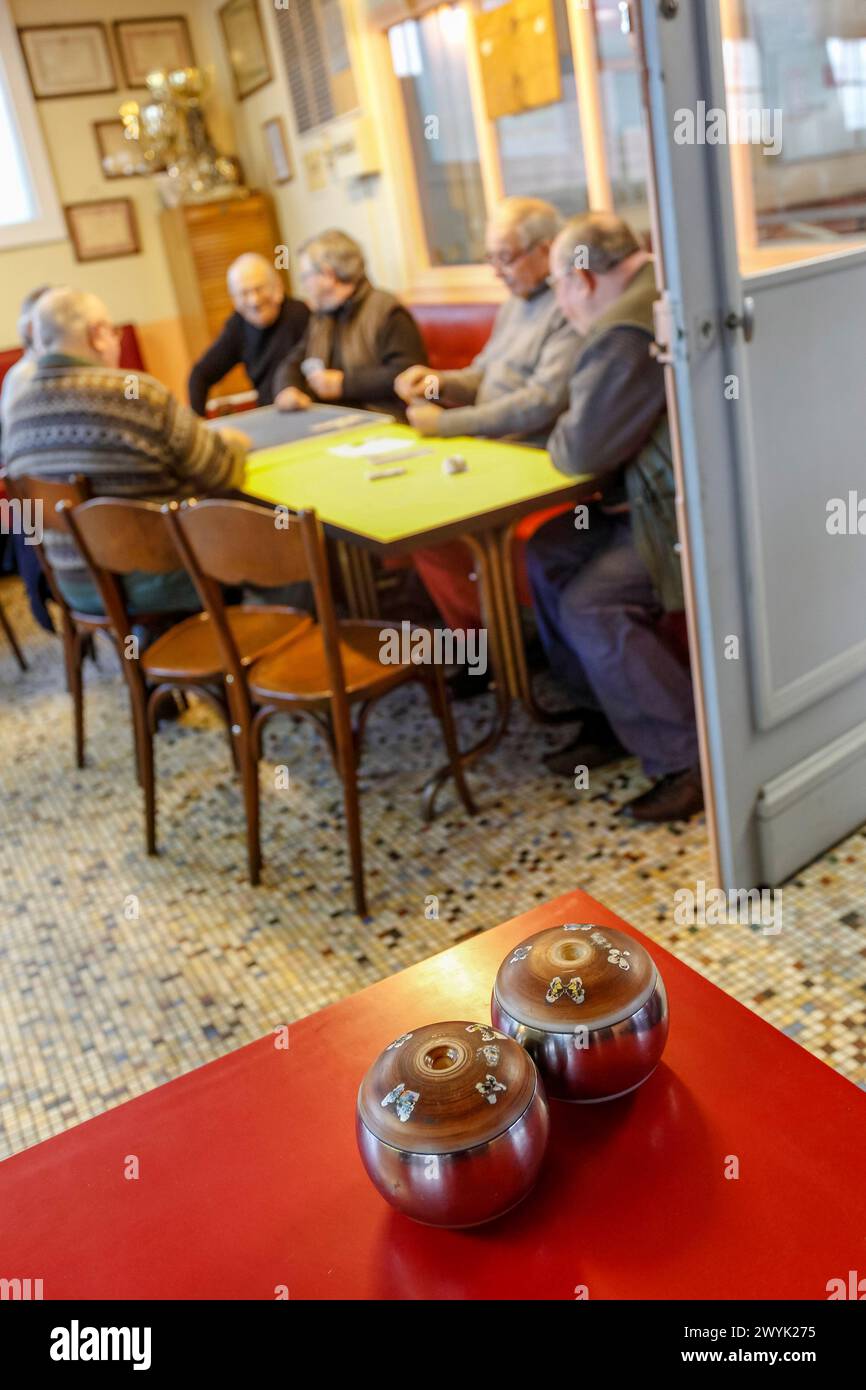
{"left": 421, "top": 526, "right": 516, "bottom": 821}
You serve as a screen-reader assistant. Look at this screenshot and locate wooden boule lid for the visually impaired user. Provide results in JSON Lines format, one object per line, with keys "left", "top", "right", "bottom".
{"left": 357, "top": 1021, "right": 538, "bottom": 1155}
{"left": 493, "top": 923, "right": 658, "bottom": 1033}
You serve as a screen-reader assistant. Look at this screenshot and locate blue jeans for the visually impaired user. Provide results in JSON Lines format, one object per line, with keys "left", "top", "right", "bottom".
{"left": 526, "top": 508, "right": 698, "bottom": 778}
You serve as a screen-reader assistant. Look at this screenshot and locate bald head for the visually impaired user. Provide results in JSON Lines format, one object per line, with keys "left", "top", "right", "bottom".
{"left": 227, "top": 253, "right": 284, "bottom": 328}
{"left": 35, "top": 288, "right": 120, "bottom": 367}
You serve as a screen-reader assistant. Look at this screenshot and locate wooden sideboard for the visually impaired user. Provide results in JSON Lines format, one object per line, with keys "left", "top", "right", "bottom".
{"left": 160, "top": 190, "right": 285, "bottom": 400}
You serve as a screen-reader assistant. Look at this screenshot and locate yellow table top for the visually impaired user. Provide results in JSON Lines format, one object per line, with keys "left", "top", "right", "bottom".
{"left": 243, "top": 422, "right": 589, "bottom": 549}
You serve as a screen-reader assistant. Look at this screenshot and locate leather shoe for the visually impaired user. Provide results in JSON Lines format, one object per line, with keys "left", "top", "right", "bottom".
{"left": 544, "top": 719, "right": 627, "bottom": 776}
{"left": 618, "top": 768, "right": 704, "bottom": 822}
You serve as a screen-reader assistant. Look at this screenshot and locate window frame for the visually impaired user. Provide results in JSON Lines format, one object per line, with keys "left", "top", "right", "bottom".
{"left": 0, "top": 0, "right": 65, "bottom": 251}
{"left": 376, "top": 0, "right": 623, "bottom": 296}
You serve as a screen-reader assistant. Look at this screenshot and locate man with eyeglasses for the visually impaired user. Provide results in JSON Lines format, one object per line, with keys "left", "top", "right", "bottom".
{"left": 394, "top": 197, "right": 581, "bottom": 683}
{"left": 526, "top": 212, "right": 702, "bottom": 823}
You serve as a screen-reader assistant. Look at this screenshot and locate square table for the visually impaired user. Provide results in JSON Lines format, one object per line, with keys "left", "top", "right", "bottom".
{"left": 1, "top": 890, "right": 863, "bottom": 1300}
{"left": 244, "top": 422, "right": 595, "bottom": 807}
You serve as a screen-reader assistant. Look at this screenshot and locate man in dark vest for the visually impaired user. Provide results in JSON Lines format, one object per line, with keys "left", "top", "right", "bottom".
{"left": 272, "top": 229, "right": 425, "bottom": 418}
{"left": 188, "top": 253, "right": 309, "bottom": 416}
{"left": 527, "top": 212, "right": 702, "bottom": 822}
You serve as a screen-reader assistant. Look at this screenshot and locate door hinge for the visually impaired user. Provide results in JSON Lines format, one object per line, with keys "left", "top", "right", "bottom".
{"left": 618, "top": 1, "right": 633, "bottom": 34}
{"left": 651, "top": 291, "right": 685, "bottom": 366}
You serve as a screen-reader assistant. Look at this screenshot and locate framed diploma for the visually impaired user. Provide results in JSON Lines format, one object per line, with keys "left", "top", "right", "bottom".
{"left": 64, "top": 199, "right": 141, "bottom": 262}
{"left": 113, "top": 16, "right": 195, "bottom": 89}
{"left": 18, "top": 23, "right": 116, "bottom": 99}
{"left": 218, "top": 0, "right": 272, "bottom": 101}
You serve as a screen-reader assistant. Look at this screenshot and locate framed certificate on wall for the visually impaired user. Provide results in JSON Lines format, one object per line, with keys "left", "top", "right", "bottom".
{"left": 18, "top": 23, "right": 116, "bottom": 99}
{"left": 219, "top": 0, "right": 272, "bottom": 101}
{"left": 113, "top": 17, "right": 195, "bottom": 89}
{"left": 65, "top": 199, "right": 141, "bottom": 262}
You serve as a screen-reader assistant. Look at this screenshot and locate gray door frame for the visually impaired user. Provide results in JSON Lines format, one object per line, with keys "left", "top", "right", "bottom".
{"left": 635, "top": 0, "right": 866, "bottom": 887}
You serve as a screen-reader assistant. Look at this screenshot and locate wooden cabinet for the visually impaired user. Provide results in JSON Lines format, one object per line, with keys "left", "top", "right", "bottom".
{"left": 160, "top": 190, "right": 285, "bottom": 399}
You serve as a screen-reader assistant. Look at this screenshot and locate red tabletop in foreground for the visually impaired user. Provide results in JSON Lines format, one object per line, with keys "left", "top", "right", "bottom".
{"left": 2, "top": 891, "right": 864, "bottom": 1300}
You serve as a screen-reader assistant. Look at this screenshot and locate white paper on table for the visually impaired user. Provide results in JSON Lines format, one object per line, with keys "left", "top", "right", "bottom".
{"left": 329, "top": 437, "right": 412, "bottom": 458}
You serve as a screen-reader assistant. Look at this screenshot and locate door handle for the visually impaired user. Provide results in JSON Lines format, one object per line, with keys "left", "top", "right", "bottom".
{"left": 726, "top": 296, "right": 755, "bottom": 343}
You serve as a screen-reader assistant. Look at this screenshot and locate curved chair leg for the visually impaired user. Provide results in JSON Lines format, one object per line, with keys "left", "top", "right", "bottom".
{"left": 132, "top": 681, "right": 156, "bottom": 854}
{"left": 238, "top": 729, "right": 262, "bottom": 885}
{"left": 70, "top": 630, "right": 85, "bottom": 769}
{"left": 424, "top": 668, "right": 478, "bottom": 817}
{"left": 333, "top": 703, "right": 367, "bottom": 918}
{"left": 0, "top": 598, "right": 27, "bottom": 671}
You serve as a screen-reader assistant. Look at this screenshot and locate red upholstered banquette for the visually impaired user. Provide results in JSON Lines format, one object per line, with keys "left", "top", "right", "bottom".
{"left": 0, "top": 324, "right": 145, "bottom": 391}
{"left": 409, "top": 303, "right": 499, "bottom": 370}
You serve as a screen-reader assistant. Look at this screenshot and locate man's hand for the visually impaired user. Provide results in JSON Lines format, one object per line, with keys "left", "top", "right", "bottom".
{"left": 407, "top": 402, "right": 444, "bottom": 435}
{"left": 306, "top": 368, "right": 344, "bottom": 401}
{"left": 216, "top": 425, "right": 252, "bottom": 452}
{"left": 394, "top": 364, "right": 436, "bottom": 404}
{"left": 275, "top": 386, "right": 312, "bottom": 412}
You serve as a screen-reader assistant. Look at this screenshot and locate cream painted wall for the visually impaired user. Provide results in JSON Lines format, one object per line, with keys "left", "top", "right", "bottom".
{"left": 2, "top": 0, "right": 242, "bottom": 393}
{"left": 199, "top": 0, "right": 414, "bottom": 296}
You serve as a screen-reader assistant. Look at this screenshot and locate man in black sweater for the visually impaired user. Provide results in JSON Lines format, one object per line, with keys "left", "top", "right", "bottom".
{"left": 188, "top": 253, "right": 309, "bottom": 415}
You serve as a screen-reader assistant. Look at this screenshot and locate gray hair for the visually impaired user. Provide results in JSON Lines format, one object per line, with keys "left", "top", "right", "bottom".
{"left": 35, "top": 288, "right": 108, "bottom": 354}
{"left": 490, "top": 197, "right": 562, "bottom": 251}
{"left": 554, "top": 212, "right": 642, "bottom": 276}
{"left": 298, "top": 229, "right": 365, "bottom": 284}
{"left": 18, "top": 284, "right": 51, "bottom": 346}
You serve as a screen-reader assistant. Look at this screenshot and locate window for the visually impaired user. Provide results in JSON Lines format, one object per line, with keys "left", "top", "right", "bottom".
{"left": 386, "top": 0, "right": 652, "bottom": 276}
{"left": 0, "top": 0, "right": 64, "bottom": 250}
{"left": 722, "top": 0, "right": 866, "bottom": 251}
{"left": 495, "top": 0, "right": 589, "bottom": 215}
{"left": 389, "top": 9, "right": 488, "bottom": 264}
{"left": 593, "top": 0, "right": 649, "bottom": 228}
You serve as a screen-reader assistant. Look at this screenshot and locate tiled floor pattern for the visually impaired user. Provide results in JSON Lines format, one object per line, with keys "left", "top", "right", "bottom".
{"left": 1, "top": 576, "right": 864, "bottom": 1160}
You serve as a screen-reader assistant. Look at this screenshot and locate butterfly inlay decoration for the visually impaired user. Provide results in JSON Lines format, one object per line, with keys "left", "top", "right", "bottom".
{"left": 476, "top": 1044, "right": 500, "bottom": 1066}
{"left": 510, "top": 946, "right": 532, "bottom": 963}
{"left": 476, "top": 1073, "right": 507, "bottom": 1105}
{"left": 386, "top": 1032, "right": 413, "bottom": 1050}
{"left": 380, "top": 1082, "right": 420, "bottom": 1122}
{"left": 607, "top": 948, "right": 631, "bottom": 971}
{"left": 546, "top": 975, "right": 586, "bottom": 1005}
{"left": 466, "top": 1024, "right": 500, "bottom": 1043}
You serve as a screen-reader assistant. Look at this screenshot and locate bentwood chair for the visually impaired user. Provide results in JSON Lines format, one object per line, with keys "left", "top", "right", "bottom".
{"left": 6, "top": 474, "right": 103, "bottom": 758}
{"left": 59, "top": 496, "right": 312, "bottom": 856}
{"left": 167, "top": 498, "right": 477, "bottom": 915}
{"left": 0, "top": 593, "right": 27, "bottom": 670}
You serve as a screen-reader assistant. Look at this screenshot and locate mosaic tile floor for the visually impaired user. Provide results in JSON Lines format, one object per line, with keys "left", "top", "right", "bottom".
{"left": 1, "top": 575, "right": 864, "bottom": 1160}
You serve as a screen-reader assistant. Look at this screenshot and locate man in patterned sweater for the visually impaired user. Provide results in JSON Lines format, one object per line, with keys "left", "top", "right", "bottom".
{"left": 5, "top": 287, "right": 249, "bottom": 615}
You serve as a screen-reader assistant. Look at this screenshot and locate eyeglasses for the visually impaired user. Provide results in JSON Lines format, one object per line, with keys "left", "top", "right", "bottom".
{"left": 485, "top": 244, "right": 535, "bottom": 270}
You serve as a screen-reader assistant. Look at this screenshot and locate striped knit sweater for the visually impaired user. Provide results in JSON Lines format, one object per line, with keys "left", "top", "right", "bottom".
{"left": 4, "top": 354, "right": 246, "bottom": 586}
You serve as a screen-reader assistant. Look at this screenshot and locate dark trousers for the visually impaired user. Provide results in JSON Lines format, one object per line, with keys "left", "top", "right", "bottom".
{"left": 526, "top": 508, "right": 698, "bottom": 778}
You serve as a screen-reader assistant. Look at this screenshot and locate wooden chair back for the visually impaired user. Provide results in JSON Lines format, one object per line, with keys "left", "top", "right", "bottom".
{"left": 58, "top": 497, "right": 181, "bottom": 647}
{"left": 5, "top": 473, "right": 92, "bottom": 611}
{"left": 167, "top": 499, "right": 348, "bottom": 706}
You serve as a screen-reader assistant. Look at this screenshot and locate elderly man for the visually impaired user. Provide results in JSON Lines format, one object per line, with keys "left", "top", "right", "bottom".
{"left": 5, "top": 288, "right": 249, "bottom": 615}
{"left": 394, "top": 197, "right": 581, "bottom": 659}
{"left": 188, "top": 253, "right": 309, "bottom": 416}
{"left": 525, "top": 212, "right": 702, "bottom": 823}
{"left": 273, "top": 229, "right": 425, "bottom": 417}
{"left": 0, "top": 284, "right": 51, "bottom": 438}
